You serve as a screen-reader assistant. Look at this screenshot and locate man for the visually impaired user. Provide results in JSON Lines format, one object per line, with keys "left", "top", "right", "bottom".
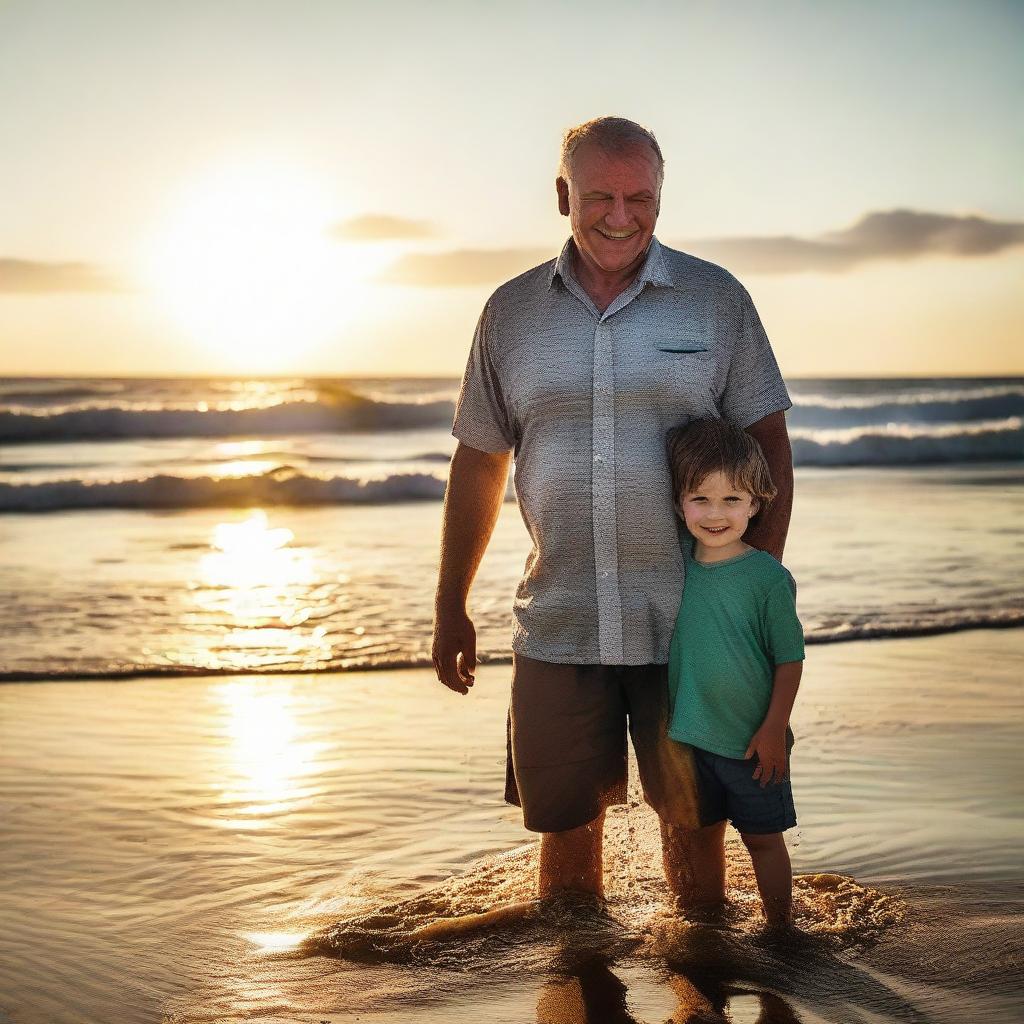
{"left": 432, "top": 116, "right": 793, "bottom": 907}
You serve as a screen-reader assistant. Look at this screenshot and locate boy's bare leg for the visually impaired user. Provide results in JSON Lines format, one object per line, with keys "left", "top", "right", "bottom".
{"left": 739, "top": 831, "right": 792, "bottom": 929}
{"left": 660, "top": 819, "right": 727, "bottom": 917}
{"left": 539, "top": 811, "right": 606, "bottom": 898}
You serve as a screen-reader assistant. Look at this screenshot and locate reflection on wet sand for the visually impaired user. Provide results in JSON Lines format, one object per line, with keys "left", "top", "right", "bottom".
{"left": 304, "top": 837, "right": 919, "bottom": 1024}
{"left": 537, "top": 955, "right": 804, "bottom": 1024}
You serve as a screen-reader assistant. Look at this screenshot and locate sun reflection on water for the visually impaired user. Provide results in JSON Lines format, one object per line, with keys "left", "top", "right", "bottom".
{"left": 177, "top": 509, "right": 336, "bottom": 672}
{"left": 215, "top": 681, "right": 324, "bottom": 820}
{"left": 243, "top": 930, "right": 307, "bottom": 954}
{"left": 205, "top": 511, "right": 300, "bottom": 584}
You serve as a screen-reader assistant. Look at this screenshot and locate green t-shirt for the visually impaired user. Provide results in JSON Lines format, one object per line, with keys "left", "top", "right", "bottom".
{"left": 667, "top": 541, "right": 805, "bottom": 759}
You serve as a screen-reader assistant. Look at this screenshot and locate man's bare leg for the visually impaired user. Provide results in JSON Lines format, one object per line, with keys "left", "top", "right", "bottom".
{"left": 660, "top": 819, "right": 727, "bottom": 917}
{"left": 539, "top": 811, "right": 606, "bottom": 898}
{"left": 408, "top": 812, "right": 607, "bottom": 944}
{"left": 739, "top": 831, "right": 792, "bottom": 929}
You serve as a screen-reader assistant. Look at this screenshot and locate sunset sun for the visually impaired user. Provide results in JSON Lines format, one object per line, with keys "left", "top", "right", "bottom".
{"left": 146, "top": 160, "right": 369, "bottom": 371}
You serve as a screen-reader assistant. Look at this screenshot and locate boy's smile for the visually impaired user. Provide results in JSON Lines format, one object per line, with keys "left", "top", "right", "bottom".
{"left": 677, "top": 470, "right": 760, "bottom": 563}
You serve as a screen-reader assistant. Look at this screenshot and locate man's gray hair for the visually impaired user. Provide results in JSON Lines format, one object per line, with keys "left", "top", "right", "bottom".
{"left": 558, "top": 116, "right": 665, "bottom": 188}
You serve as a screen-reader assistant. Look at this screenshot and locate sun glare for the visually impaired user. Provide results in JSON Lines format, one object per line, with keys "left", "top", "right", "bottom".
{"left": 145, "top": 160, "right": 382, "bottom": 371}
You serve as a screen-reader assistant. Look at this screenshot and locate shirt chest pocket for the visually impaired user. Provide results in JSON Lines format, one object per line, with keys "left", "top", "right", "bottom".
{"left": 656, "top": 340, "right": 708, "bottom": 354}
{"left": 638, "top": 339, "right": 720, "bottom": 419}
{"left": 651, "top": 342, "right": 716, "bottom": 389}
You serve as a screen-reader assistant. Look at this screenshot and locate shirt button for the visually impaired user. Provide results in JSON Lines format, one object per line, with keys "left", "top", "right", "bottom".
{"left": 594, "top": 454, "right": 603, "bottom": 463}
{"left": 600, "top": 571, "right": 609, "bottom": 579}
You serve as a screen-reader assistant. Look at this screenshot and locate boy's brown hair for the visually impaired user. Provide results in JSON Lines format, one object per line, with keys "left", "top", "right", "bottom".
{"left": 666, "top": 418, "right": 777, "bottom": 513}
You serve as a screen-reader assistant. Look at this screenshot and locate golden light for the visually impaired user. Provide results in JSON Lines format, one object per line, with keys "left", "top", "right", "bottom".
{"left": 244, "top": 931, "right": 307, "bottom": 954}
{"left": 144, "top": 158, "right": 381, "bottom": 371}
{"left": 199, "top": 510, "right": 312, "bottom": 608}
{"left": 186, "top": 510, "right": 335, "bottom": 672}
{"left": 214, "top": 681, "right": 323, "bottom": 820}
{"left": 211, "top": 510, "right": 295, "bottom": 561}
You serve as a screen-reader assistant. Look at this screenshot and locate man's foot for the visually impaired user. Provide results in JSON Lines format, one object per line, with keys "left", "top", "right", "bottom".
{"left": 676, "top": 898, "right": 728, "bottom": 927}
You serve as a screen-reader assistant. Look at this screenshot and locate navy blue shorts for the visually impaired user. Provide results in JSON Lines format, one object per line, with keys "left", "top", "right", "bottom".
{"left": 693, "top": 736, "right": 797, "bottom": 835}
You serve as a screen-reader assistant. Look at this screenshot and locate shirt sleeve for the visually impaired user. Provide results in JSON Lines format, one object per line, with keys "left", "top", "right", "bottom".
{"left": 451, "top": 300, "right": 516, "bottom": 453}
{"left": 720, "top": 285, "right": 793, "bottom": 429}
{"left": 764, "top": 575, "right": 805, "bottom": 665}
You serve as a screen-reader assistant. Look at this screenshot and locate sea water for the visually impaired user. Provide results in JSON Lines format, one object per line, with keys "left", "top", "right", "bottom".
{"left": 1, "top": 375, "right": 1022, "bottom": 1022}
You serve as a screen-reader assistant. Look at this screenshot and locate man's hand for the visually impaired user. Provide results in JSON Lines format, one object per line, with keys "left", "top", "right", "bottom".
{"left": 744, "top": 724, "right": 788, "bottom": 788}
{"left": 432, "top": 604, "right": 477, "bottom": 695}
{"left": 432, "top": 443, "right": 511, "bottom": 696}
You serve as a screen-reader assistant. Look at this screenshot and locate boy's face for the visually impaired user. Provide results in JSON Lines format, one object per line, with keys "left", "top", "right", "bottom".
{"left": 676, "top": 469, "right": 760, "bottom": 560}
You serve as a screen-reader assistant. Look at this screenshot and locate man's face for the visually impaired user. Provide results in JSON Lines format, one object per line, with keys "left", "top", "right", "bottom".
{"left": 557, "top": 141, "right": 661, "bottom": 279}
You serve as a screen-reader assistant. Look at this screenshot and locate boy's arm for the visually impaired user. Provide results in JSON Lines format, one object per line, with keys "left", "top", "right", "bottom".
{"left": 744, "top": 660, "right": 803, "bottom": 787}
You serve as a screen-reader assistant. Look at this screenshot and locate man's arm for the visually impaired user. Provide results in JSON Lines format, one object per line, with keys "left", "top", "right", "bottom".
{"left": 432, "top": 441, "right": 512, "bottom": 694}
{"left": 743, "top": 411, "right": 793, "bottom": 561}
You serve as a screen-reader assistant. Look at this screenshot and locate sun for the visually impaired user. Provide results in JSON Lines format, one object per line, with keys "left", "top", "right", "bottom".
{"left": 145, "top": 159, "right": 373, "bottom": 372}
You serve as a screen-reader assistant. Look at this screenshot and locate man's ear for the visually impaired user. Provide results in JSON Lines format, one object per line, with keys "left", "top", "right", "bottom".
{"left": 556, "top": 176, "right": 570, "bottom": 217}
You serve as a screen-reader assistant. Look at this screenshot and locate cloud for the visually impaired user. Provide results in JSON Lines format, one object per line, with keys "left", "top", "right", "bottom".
{"left": 683, "top": 210, "right": 1024, "bottom": 274}
{"left": 0, "top": 259, "right": 121, "bottom": 293}
{"left": 375, "top": 210, "right": 1024, "bottom": 286}
{"left": 332, "top": 214, "right": 437, "bottom": 240}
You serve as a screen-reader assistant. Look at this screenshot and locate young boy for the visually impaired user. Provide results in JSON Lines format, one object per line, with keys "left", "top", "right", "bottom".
{"left": 665, "top": 417, "right": 805, "bottom": 931}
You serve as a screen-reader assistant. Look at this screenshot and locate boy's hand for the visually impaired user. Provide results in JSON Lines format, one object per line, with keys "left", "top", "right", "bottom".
{"left": 744, "top": 725, "right": 788, "bottom": 787}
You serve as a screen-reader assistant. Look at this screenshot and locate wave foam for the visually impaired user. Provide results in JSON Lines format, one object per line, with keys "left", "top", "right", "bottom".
{"left": 791, "top": 418, "right": 1022, "bottom": 464}
{"left": 788, "top": 388, "right": 1024, "bottom": 428}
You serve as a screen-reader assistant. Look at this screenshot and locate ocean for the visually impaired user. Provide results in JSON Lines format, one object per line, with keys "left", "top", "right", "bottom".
{"left": 0, "top": 375, "right": 1022, "bottom": 1023}
{"left": 1, "top": 375, "right": 1021, "bottom": 680}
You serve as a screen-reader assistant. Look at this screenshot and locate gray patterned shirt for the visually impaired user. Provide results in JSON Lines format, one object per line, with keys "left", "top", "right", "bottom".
{"left": 452, "top": 236, "right": 791, "bottom": 666}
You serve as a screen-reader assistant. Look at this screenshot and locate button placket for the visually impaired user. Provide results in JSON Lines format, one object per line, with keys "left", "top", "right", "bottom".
{"left": 592, "top": 320, "right": 623, "bottom": 662}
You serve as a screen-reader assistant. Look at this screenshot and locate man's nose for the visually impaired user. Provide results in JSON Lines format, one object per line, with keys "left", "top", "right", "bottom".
{"left": 604, "top": 194, "right": 632, "bottom": 229}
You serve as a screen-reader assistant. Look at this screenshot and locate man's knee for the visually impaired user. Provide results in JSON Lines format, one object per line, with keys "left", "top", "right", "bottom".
{"left": 543, "top": 810, "right": 605, "bottom": 844}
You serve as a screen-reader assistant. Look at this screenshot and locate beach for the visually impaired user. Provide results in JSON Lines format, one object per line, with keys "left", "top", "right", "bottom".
{"left": 0, "top": 629, "right": 1022, "bottom": 1023}
{"left": 3, "top": 1, "right": 1021, "bottom": 1017}
{"left": 1, "top": 374, "right": 1022, "bottom": 1022}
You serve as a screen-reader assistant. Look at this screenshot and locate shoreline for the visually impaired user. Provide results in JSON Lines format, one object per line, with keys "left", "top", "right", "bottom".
{"left": 2, "top": 620, "right": 1022, "bottom": 685}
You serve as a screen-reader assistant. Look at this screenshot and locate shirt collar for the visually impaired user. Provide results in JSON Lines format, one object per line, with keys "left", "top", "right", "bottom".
{"left": 549, "top": 235, "right": 674, "bottom": 291}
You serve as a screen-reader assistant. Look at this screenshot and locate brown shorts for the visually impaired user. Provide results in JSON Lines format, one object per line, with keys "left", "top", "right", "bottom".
{"left": 505, "top": 653, "right": 702, "bottom": 833}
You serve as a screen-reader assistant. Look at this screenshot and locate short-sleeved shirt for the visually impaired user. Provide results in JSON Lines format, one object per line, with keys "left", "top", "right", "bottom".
{"left": 667, "top": 542, "right": 805, "bottom": 758}
{"left": 452, "top": 236, "right": 792, "bottom": 666}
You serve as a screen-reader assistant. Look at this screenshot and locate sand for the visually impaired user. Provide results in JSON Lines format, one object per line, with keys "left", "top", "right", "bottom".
{"left": 0, "top": 629, "right": 1022, "bottom": 1023}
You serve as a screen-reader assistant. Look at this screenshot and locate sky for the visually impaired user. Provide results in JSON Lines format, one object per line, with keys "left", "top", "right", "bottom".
{"left": 0, "top": 0, "right": 1021, "bottom": 377}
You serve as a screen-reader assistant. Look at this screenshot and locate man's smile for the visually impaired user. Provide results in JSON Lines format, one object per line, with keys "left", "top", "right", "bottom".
{"left": 596, "top": 227, "right": 639, "bottom": 240}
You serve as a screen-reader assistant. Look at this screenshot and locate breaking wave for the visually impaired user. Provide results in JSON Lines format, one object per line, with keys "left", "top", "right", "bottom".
{"left": 791, "top": 417, "right": 1023, "bottom": 465}
{"left": 0, "top": 468, "right": 451, "bottom": 512}
{"left": 0, "top": 394, "right": 455, "bottom": 442}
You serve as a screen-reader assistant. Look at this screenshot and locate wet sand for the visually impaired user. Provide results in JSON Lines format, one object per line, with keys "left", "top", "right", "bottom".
{"left": 0, "top": 629, "right": 1022, "bottom": 1022}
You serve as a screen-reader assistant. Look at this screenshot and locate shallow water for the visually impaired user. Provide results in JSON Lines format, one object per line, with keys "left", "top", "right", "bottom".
{"left": 2, "top": 464, "right": 1022, "bottom": 679}
{"left": 1, "top": 629, "right": 1021, "bottom": 1022}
